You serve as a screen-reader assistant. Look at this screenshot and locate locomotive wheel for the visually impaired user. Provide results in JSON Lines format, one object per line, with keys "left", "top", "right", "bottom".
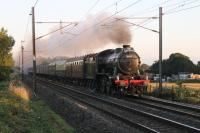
{"left": 100, "top": 78, "right": 106, "bottom": 93}
{"left": 105, "top": 80, "right": 112, "bottom": 95}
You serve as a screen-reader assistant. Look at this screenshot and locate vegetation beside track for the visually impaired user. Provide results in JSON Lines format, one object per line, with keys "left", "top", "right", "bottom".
{"left": 0, "top": 79, "right": 74, "bottom": 133}
{"left": 148, "top": 83, "right": 200, "bottom": 104}
{"left": 149, "top": 82, "right": 200, "bottom": 90}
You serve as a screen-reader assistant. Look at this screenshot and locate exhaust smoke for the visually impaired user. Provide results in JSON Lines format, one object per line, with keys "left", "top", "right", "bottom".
{"left": 18, "top": 13, "right": 132, "bottom": 71}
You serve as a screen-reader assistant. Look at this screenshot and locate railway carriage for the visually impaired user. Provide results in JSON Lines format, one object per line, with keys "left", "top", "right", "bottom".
{"left": 48, "top": 62, "right": 56, "bottom": 76}
{"left": 55, "top": 60, "right": 66, "bottom": 77}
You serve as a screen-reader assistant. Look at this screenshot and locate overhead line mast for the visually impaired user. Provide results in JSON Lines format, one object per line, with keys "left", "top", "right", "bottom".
{"left": 21, "top": 41, "right": 24, "bottom": 81}
{"left": 31, "top": 7, "right": 37, "bottom": 95}
{"left": 159, "top": 7, "right": 163, "bottom": 94}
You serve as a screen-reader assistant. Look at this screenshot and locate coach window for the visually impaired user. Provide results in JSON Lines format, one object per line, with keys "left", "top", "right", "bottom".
{"left": 77, "top": 63, "right": 79, "bottom": 72}
{"left": 75, "top": 62, "right": 77, "bottom": 71}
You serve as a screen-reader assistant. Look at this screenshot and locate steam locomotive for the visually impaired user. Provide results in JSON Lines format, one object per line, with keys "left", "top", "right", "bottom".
{"left": 29, "top": 45, "right": 149, "bottom": 96}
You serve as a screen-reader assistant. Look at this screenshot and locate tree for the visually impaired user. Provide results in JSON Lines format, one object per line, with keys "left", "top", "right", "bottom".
{"left": 140, "top": 64, "right": 150, "bottom": 74}
{"left": 197, "top": 61, "right": 200, "bottom": 67}
{"left": 0, "top": 27, "right": 15, "bottom": 80}
{"left": 167, "top": 53, "right": 195, "bottom": 74}
{"left": 150, "top": 53, "right": 197, "bottom": 76}
{"left": 196, "top": 61, "right": 200, "bottom": 74}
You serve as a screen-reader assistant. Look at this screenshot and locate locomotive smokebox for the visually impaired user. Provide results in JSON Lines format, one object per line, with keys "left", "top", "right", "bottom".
{"left": 123, "top": 44, "right": 130, "bottom": 48}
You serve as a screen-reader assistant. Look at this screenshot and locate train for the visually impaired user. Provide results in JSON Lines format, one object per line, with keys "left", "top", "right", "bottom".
{"left": 28, "top": 45, "right": 149, "bottom": 96}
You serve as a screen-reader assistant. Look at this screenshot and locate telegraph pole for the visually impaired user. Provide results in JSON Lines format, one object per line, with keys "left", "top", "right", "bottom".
{"left": 21, "top": 45, "right": 24, "bottom": 81}
{"left": 19, "top": 54, "right": 20, "bottom": 77}
{"left": 31, "top": 7, "right": 37, "bottom": 94}
{"left": 159, "top": 7, "right": 163, "bottom": 94}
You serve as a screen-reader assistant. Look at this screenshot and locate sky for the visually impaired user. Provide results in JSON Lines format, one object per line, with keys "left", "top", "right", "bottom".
{"left": 0, "top": 0, "right": 200, "bottom": 66}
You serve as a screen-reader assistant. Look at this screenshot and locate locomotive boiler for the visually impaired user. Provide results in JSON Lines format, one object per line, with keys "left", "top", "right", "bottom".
{"left": 97, "top": 45, "right": 140, "bottom": 77}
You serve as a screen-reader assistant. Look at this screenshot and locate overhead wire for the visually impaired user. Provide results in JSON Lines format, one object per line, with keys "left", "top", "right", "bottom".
{"left": 123, "top": 0, "right": 198, "bottom": 32}
{"left": 125, "top": 0, "right": 199, "bottom": 31}
{"left": 85, "top": 0, "right": 101, "bottom": 15}
{"left": 164, "top": 2, "right": 200, "bottom": 15}
{"left": 34, "top": 0, "right": 101, "bottom": 53}
{"left": 23, "top": 15, "right": 31, "bottom": 42}
{"left": 35, "top": 22, "right": 79, "bottom": 55}
{"left": 24, "top": 55, "right": 33, "bottom": 63}
{"left": 119, "top": 19, "right": 159, "bottom": 33}
{"left": 37, "top": 0, "right": 197, "bottom": 55}
{"left": 17, "top": 0, "right": 39, "bottom": 68}
{"left": 164, "top": 0, "right": 200, "bottom": 14}
{"left": 34, "top": 0, "right": 102, "bottom": 45}
{"left": 24, "top": 0, "right": 200, "bottom": 66}
{"left": 133, "top": 17, "right": 156, "bottom": 31}
{"left": 124, "top": 0, "right": 191, "bottom": 32}
{"left": 36, "top": 23, "right": 77, "bottom": 40}
{"left": 103, "top": 0, "right": 169, "bottom": 34}
{"left": 58, "top": 0, "right": 124, "bottom": 48}
{"left": 121, "top": 0, "right": 180, "bottom": 33}
{"left": 33, "top": 0, "right": 39, "bottom": 7}
{"left": 101, "top": 0, "right": 124, "bottom": 12}
{"left": 38, "top": 0, "right": 142, "bottom": 54}
{"left": 27, "top": 0, "right": 200, "bottom": 54}
{"left": 128, "top": 0, "right": 173, "bottom": 17}
{"left": 43, "top": 0, "right": 143, "bottom": 52}
{"left": 19, "top": 0, "right": 39, "bottom": 57}
{"left": 45, "top": 0, "right": 200, "bottom": 58}
{"left": 67, "top": 0, "right": 143, "bottom": 40}
{"left": 18, "top": 11, "right": 31, "bottom": 67}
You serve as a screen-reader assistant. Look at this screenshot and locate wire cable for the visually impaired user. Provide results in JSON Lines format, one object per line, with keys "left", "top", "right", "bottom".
{"left": 129, "top": 0, "right": 173, "bottom": 17}
{"left": 34, "top": 0, "right": 39, "bottom": 7}
{"left": 164, "top": 0, "right": 200, "bottom": 14}
{"left": 23, "top": 15, "right": 31, "bottom": 42}
{"left": 165, "top": 2, "right": 200, "bottom": 15}
{"left": 119, "top": 19, "right": 159, "bottom": 33}
{"left": 38, "top": 0, "right": 143, "bottom": 53}
{"left": 36, "top": 23, "right": 77, "bottom": 40}
{"left": 85, "top": 0, "right": 101, "bottom": 15}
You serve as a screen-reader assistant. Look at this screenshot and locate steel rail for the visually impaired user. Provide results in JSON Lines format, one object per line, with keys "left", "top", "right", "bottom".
{"left": 142, "top": 96, "right": 200, "bottom": 113}
{"left": 125, "top": 98, "right": 200, "bottom": 119}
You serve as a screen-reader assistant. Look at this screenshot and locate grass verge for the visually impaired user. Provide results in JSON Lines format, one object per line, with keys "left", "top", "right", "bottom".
{"left": 0, "top": 80, "right": 75, "bottom": 133}
{"left": 148, "top": 86, "right": 200, "bottom": 104}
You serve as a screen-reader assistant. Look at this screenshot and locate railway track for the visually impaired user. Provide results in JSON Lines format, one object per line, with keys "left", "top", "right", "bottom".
{"left": 144, "top": 95, "right": 200, "bottom": 112}
{"left": 125, "top": 96, "right": 200, "bottom": 120}
{"left": 37, "top": 78, "right": 200, "bottom": 133}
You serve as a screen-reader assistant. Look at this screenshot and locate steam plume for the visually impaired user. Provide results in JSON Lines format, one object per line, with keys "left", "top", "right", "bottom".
{"left": 20, "top": 13, "right": 132, "bottom": 70}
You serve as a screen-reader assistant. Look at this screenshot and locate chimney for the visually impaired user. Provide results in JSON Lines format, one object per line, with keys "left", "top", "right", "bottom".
{"left": 123, "top": 44, "right": 130, "bottom": 48}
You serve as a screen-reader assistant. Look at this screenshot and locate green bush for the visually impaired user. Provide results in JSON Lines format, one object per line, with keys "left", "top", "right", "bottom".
{"left": 0, "top": 66, "right": 12, "bottom": 81}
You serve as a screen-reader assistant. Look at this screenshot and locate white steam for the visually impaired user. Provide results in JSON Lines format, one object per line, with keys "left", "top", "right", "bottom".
{"left": 22, "top": 13, "right": 132, "bottom": 70}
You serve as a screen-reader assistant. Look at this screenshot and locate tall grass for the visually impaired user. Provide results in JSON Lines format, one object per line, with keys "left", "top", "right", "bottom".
{"left": 0, "top": 76, "right": 75, "bottom": 133}
{"left": 147, "top": 84, "right": 200, "bottom": 104}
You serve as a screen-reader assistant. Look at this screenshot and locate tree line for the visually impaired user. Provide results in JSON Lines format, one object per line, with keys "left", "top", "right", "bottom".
{"left": 142, "top": 53, "right": 200, "bottom": 76}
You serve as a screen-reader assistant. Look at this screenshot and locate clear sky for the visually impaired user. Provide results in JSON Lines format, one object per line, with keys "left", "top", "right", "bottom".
{"left": 0, "top": 0, "right": 200, "bottom": 65}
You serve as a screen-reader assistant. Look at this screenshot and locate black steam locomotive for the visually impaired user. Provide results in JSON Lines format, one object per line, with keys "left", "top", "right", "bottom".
{"left": 29, "top": 45, "right": 149, "bottom": 96}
